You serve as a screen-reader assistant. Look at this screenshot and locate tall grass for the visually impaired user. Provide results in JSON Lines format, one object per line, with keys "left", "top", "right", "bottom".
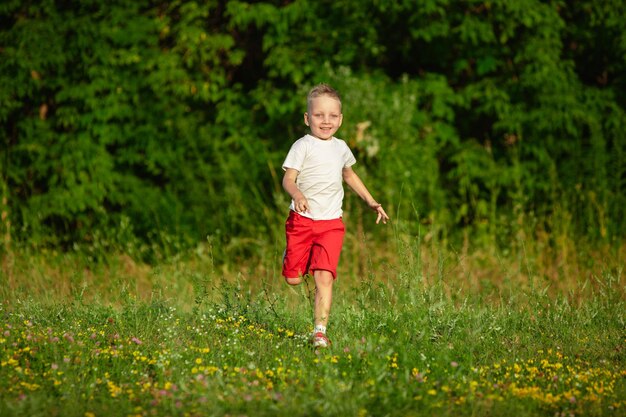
{"left": 0, "top": 226, "right": 624, "bottom": 416}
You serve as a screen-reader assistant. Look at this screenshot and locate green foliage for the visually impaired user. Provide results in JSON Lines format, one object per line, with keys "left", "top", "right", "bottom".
{"left": 1, "top": 0, "right": 625, "bottom": 257}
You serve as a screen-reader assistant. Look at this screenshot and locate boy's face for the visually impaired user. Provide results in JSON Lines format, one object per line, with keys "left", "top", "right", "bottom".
{"left": 304, "top": 95, "right": 343, "bottom": 140}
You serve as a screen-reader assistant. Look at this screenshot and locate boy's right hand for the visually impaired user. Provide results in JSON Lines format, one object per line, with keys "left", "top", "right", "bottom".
{"left": 283, "top": 168, "right": 309, "bottom": 213}
{"left": 294, "top": 196, "right": 310, "bottom": 213}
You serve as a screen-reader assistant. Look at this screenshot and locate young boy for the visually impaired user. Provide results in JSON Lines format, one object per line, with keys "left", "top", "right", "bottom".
{"left": 282, "top": 83, "right": 389, "bottom": 348}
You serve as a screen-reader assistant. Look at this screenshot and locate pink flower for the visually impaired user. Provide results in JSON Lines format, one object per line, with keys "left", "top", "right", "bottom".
{"left": 450, "top": 361, "right": 459, "bottom": 368}
{"left": 131, "top": 337, "right": 142, "bottom": 345}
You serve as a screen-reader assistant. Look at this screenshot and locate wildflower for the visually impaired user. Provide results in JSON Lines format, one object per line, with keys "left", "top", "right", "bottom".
{"left": 107, "top": 381, "right": 122, "bottom": 398}
{"left": 451, "top": 361, "right": 459, "bottom": 368}
{"left": 131, "top": 337, "right": 142, "bottom": 345}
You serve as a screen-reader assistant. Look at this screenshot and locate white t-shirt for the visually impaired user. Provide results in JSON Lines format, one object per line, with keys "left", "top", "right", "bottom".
{"left": 282, "top": 134, "right": 357, "bottom": 220}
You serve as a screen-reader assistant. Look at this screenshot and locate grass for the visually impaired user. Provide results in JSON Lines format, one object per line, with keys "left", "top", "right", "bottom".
{"left": 0, "top": 233, "right": 624, "bottom": 417}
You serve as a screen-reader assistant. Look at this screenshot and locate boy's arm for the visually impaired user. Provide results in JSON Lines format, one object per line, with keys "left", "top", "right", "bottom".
{"left": 282, "top": 168, "right": 310, "bottom": 213}
{"left": 343, "top": 167, "right": 389, "bottom": 224}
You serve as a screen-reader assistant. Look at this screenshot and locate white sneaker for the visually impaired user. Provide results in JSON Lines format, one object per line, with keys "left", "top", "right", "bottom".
{"left": 311, "top": 332, "right": 331, "bottom": 348}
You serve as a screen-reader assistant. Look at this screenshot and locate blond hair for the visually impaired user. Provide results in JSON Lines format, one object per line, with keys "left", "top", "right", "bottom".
{"left": 307, "top": 83, "right": 342, "bottom": 111}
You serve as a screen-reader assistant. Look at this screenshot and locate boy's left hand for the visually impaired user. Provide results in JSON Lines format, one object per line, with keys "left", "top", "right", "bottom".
{"left": 368, "top": 201, "right": 389, "bottom": 224}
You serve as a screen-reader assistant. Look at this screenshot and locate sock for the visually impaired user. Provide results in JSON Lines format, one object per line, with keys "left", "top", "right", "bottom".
{"left": 314, "top": 324, "right": 326, "bottom": 334}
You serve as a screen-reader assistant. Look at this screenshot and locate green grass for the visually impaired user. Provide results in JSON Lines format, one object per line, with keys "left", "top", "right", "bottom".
{"left": 0, "top": 241, "right": 624, "bottom": 417}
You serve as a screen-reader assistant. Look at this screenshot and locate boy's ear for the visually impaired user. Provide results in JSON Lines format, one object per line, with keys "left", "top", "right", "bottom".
{"left": 304, "top": 112, "right": 310, "bottom": 126}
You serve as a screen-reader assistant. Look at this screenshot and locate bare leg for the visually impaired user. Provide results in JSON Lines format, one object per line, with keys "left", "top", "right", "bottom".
{"left": 313, "top": 270, "right": 334, "bottom": 327}
{"left": 285, "top": 276, "right": 303, "bottom": 286}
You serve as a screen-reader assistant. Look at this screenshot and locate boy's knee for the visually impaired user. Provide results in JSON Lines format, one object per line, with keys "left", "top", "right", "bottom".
{"left": 314, "top": 270, "right": 334, "bottom": 286}
{"left": 285, "top": 277, "right": 303, "bottom": 286}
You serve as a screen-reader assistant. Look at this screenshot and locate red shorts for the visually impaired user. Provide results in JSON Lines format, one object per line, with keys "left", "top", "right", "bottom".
{"left": 282, "top": 211, "right": 345, "bottom": 279}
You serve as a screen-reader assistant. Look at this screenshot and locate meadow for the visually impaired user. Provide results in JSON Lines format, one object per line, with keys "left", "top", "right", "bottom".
{"left": 0, "top": 231, "right": 624, "bottom": 417}
{"left": 2, "top": 1, "right": 625, "bottom": 415}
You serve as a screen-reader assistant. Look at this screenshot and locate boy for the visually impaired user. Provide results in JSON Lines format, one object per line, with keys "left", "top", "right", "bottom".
{"left": 282, "top": 83, "right": 389, "bottom": 348}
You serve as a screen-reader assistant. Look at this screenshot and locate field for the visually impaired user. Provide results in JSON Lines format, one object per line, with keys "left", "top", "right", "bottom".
{"left": 2, "top": 1, "right": 625, "bottom": 415}
{"left": 0, "top": 236, "right": 624, "bottom": 417}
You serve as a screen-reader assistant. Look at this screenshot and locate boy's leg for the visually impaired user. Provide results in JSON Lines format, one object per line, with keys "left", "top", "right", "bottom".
{"left": 313, "top": 269, "right": 334, "bottom": 327}
{"left": 308, "top": 218, "right": 344, "bottom": 344}
{"left": 283, "top": 212, "right": 313, "bottom": 285}
{"left": 285, "top": 276, "right": 303, "bottom": 286}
